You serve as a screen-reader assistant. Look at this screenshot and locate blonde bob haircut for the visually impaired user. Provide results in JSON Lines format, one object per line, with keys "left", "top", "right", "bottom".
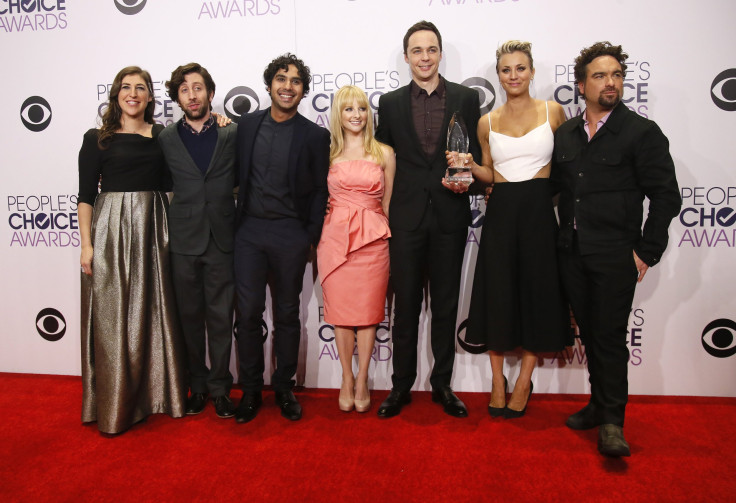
{"left": 495, "top": 40, "right": 534, "bottom": 73}
{"left": 329, "top": 85, "right": 384, "bottom": 165}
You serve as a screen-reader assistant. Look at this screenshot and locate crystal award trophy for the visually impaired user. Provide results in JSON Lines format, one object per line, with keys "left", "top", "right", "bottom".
{"left": 445, "top": 112, "right": 472, "bottom": 184}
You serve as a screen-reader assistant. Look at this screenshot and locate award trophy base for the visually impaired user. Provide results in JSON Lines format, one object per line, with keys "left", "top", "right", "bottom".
{"left": 446, "top": 166, "right": 473, "bottom": 184}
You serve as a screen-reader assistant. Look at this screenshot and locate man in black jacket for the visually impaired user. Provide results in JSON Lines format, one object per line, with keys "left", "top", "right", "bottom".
{"left": 233, "top": 54, "right": 330, "bottom": 424}
{"left": 375, "top": 21, "right": 481, "bottom": 418}
{"left": 552, "top": 42, "right": 680, "bottom": 456}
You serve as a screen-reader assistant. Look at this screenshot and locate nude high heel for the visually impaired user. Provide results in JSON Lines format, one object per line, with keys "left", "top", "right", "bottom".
{"left": 339, "top": 379, "right": 354, "bottom": 412}
{"left": 354, "top": 379, "right": 371, "bottom": 412}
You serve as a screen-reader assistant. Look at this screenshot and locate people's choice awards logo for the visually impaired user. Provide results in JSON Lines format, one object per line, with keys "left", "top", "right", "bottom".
{"left": 223, "top": 86, "right": 261, "bottom": 120}
{"left": 36, "top": 308, "right": 66, "bottom": 342}
{"left": 114, "top": 0, "right": 147, "bottom": 15}
{"left": 0, "top": 0, "right": 68, "bottom": 33}
{"left": 710, "top": 69, "right": 736, "bottom": 112}
{"left": 20, "top": 96, "right": 52, "bottom": 132}
{"left": 462, "top": 77, "right": 496, "bottom": 115}
{"left": 701, "top": 319, "right": 736, "bottom": 358}
{"left": 678, "top": 186, "right": 736, "bottom": 249}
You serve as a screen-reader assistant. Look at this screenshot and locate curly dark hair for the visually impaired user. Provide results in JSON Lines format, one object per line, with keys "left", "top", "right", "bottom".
{"left": 403, "top": 20, "right": 442, "bottom": 55}
{"left": 98, "top": 66, "right": 155, "bottom": 148}
{"left": 165, "top": 62, "right": 216, "bottom": 103}
{"left": 573, "top": 41, "right": 628, "bottom": 84}
{"left": 263, "top": 53, "right": 311, "bottom": 96}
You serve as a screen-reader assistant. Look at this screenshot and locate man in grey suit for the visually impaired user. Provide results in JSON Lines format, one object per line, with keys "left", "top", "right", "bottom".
{"left": 159, "top": 63, "right": 238, "bottom": 418}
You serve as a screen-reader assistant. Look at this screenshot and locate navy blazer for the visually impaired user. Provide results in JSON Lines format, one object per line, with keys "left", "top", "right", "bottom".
{"left": 235, "top": 109, "right": 330, "bottom": 246}
{"left": 552, "top": 102, "right": 681, "bottom": 266}
{"left": 375, "top": 79, "right": 481, "bottom": 233}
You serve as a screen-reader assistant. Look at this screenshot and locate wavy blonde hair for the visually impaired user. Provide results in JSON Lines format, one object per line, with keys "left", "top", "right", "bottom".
{"left": 329, "top": 85, "right": 384, "bottom": 165}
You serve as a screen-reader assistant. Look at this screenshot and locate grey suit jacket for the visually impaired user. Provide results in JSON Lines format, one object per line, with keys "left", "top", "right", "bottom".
{"left": 159, "top": 121, "right": 238, "bottom": 255}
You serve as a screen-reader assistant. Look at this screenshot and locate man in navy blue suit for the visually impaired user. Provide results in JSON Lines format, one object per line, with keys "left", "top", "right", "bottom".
{"left": 233, "top": 54, "right": 330, "bottom": 423}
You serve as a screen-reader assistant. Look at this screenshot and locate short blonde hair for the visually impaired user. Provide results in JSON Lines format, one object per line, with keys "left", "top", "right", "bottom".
{"left": 495, "top": 40, "right": 534, "bottom": 73}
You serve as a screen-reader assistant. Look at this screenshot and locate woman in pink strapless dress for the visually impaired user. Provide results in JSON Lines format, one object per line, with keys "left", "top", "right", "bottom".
{"left": 317, "top": 85, "right": 395, "bottom": 413}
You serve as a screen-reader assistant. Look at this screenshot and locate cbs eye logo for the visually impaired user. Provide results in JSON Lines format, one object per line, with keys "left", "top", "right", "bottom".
{"left": 462, "top": 77, "right": 496, "bottom": 115}
{"left": 223, "top": 87, "right": 261, "bottom": 120}
{"left": 456, "top": 318, "right": 487, "bottom": 354}
{"left": 114, "top": 0, "right": 147, "bottom": 15}
{"left": 36, "top": 308, "right": 66, "bottom": 342}
{"left": 20, "top": 96, "right": 52, "bottom": 132}
{"left": 233, "top": 318, "right": 269, "bottom": 343}
{"left": 710, "top": 69, "right": 736, "bottom": 112}
{"left": 470, "top": 208, "right": 485, "bottom": 229}
{"left": 701, "top": 319, "right": 736, "bottom": 358}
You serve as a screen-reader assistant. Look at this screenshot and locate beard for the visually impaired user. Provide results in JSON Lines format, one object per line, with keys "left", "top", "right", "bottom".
{"left": 597, "top": 88, "right": 622, "bottom": 110}
{"left": 182, "top": 102, "right": 210, "bottom": 121}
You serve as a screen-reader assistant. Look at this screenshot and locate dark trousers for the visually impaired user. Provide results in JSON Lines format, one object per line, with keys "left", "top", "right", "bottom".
{"left": 234, "top": 216, "right": 311, "bottom": 393}
{"left": 171, "top": 236, "right": 234, "bottom": 397}
{"left": 558, "top": 239, "right": 638, "bottom": 427}
{"left": 389, "top": 206, "right": 466, "bottom": 392}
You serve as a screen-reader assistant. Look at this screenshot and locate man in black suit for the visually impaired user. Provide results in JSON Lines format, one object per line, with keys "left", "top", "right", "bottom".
{"left": 375, "top": 21, "right": 481, "bottom": 418}
{"left": 552, "top": 42, "right": 680, "bottom": 456}
{"left": 159, "top": 63, "right": 238, "bottom": 419}
{"left": 233, "top": 54, "right": 330, "bottom": 423}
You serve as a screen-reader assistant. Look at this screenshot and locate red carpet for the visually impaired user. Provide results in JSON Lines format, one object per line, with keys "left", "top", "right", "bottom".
{"left": 1, "top": 373, "right": 734, "bottom": 502}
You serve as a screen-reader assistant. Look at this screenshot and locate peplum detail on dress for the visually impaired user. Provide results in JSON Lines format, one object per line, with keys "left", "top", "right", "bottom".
{"left": 317, "top": 160, "right": 391, "bottom": 326}
{"left": 318, "top": 160, "right": 390, "bottom": 283}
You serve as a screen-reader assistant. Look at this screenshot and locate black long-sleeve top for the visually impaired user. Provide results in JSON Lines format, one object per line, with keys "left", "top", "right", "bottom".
{"left": 78, "top": 124, "right": 170, "bottom": 206}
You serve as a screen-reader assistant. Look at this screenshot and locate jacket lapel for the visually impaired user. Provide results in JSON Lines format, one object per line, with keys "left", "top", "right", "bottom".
{"left": 205, "top": 126, "right": 227, "bottom": 177}
{"left": 166, "top": 126, "right": 203, "bottom": 177}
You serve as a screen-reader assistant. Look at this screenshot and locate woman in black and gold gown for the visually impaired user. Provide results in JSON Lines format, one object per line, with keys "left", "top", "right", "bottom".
{"left": 78, "top": 66, "right": 186, "bottom": 434}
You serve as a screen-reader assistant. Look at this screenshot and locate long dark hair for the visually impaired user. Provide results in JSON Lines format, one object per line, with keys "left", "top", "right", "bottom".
{"left": 98, "top": 66, "right": 155, "bottom": 148}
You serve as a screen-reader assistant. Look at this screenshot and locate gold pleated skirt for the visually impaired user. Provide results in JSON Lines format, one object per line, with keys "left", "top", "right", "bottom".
{"left": 81, "top": 191, "right": 187, "bottom": 434}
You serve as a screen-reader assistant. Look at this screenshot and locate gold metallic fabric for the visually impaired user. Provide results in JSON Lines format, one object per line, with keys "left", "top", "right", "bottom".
{"left": 81, "top": 191, "right": 187, "bottom": 434}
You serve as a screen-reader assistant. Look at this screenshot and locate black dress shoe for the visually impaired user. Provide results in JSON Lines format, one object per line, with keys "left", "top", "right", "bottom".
{"left": 275, "top": 390, "right": 302, "bottom": 421}
{"left": 488, "top": 376, "right": 508, "bottom": 418}
{"left": 504, "top": 381, "right": 533, "bottom": 419}
{"left": 377, "top": 389, "right": 411, "bottom": 418}
{"left": 235, "top": 392, "right": 262, "bottom": 424}
{"left": 566, "top": 403, "right": 600, "bottom": 430}
{"left": 213, "top": 395, "right": 235, "bottom": 419}
{"left": 598, "top": 424, "right": 631, "bottom": 457}
{"left": 185, "top": 392, "right": 208, "bottom": 415}
{"left": 431, "top": 387, "right": 468, "bottom": 418}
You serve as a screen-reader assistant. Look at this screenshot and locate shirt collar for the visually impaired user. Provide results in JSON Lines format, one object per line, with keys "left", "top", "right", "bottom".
{"left": 410, "top": 75, "right": 446, "bottom": 98}
{"left": 582, "top": 108, "right": 613, "bottom": 127}
{"left": 180, "top": 114, "right": 215, "bottom": 135}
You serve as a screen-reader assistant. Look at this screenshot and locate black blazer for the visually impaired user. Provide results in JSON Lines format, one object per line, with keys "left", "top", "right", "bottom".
{"left": 235, "top": 109, "right": 330, "bottom": 246}
{"left": 159, "top": 122, "right": 238, "bottom": 255}
{"left": 552, "top": 102, "right": 681, "bottom": 266}
{"left": 375, "top": 79, "right": 481, "bottom": 233}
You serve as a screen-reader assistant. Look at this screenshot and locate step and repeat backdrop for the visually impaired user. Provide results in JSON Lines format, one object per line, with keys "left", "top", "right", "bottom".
{"left": 1, "top": 0, "right": 734, "bottom": 397}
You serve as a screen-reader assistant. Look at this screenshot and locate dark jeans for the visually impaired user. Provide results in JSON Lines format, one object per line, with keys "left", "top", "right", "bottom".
{"left": 558, "top": 238, "right": 638, "bottom": 427}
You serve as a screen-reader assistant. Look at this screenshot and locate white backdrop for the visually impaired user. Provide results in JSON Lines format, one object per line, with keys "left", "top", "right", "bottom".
{"left": 1, "top": 0, "right": 735, "bottom": 397}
